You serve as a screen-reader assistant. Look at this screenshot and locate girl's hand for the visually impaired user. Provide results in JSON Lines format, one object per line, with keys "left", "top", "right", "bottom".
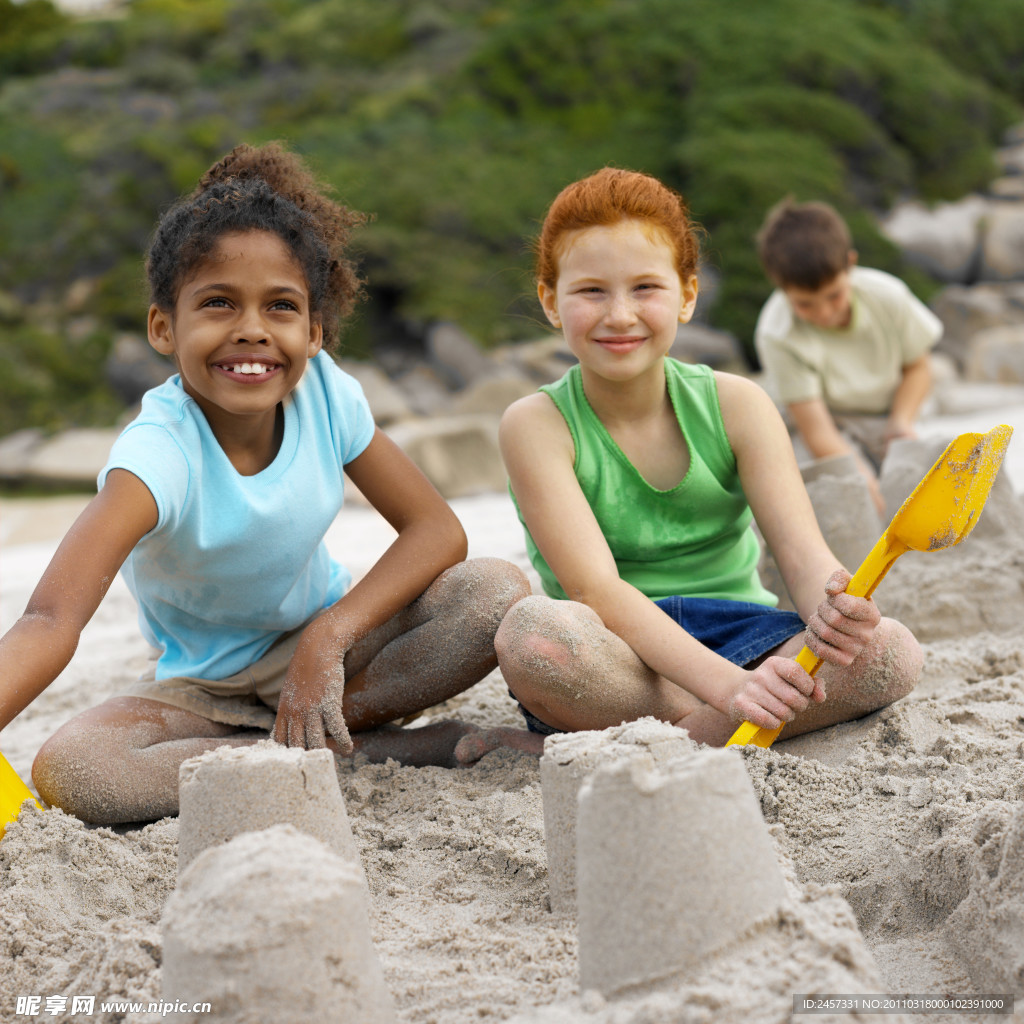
{"left": 804, "top": 569, "right": 881, "bottom": 668}
{"left": 273, "top": 656, "right": 352, "bottom": 754}
{"left": 727, "top": 656, "right": 824, "bottom": 730}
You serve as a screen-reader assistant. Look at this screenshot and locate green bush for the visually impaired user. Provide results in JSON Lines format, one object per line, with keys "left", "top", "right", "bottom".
{"left": 0, "top": 0, "right": 1020, "bottom": 431}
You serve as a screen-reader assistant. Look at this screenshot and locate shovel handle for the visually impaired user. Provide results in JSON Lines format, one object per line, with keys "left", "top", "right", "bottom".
{"left": 726, "top": 534, "right": 909, "bottom": 749}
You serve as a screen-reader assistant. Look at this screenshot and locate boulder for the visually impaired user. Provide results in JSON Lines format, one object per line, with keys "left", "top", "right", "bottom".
{"left": 426, "top": 321, "right": 496, "bottom": 389}
{"left": 334, "top": 358, "right": 413, "bottom": 425}
{"left": 979, "top": 203, "right": 1024, "bottom": 281}
{"left": 104, "top": 332, "right": 174, "bottom": 405}
{"left": 965, "top": 324, "right": 1024, "bottom": 384}
{"left": 989, "top": 176, "right": 1024, "bottom": 201}
{"left": 492, "top": 335, "right": 577, "bottom": 385}
{"left": 23, "top": 428, "right": 119, "bottom": 487}
{"left": 392, "top": 363, "right": 453, "bottom": 417}
{"left": 386, "top": 414, "right": 506, "bottom": 498}
{"left": 669, "top": 322, "right": 745, "bottom": 368}
{"left": 929, "top": 282, "right": 1024, "bottom": 366}
{"left": 452, "top": 371, "right": 536, "bottom": 416}
{"left": 0, "top": 429, "right": 45, "bottom": 481}
{"left": 880, "top": 196, "right": 987, "bottom": 283}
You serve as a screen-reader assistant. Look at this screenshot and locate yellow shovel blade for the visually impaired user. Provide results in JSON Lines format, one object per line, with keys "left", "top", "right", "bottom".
{"left": 727, "top": 424, "right": 1014, "bottom": 750}
{"left": 0, "top": 749, "right": 41, "bottom": 839}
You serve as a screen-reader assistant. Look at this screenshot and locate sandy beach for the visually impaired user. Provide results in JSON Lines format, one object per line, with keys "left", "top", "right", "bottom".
{"left": 3, "top": 396, "right": 1024, "bottom": 1023}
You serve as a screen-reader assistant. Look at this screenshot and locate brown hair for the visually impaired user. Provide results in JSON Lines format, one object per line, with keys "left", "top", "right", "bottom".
{"left": 147, "top": 142, "right": 367, "bottom": 350}
{"left": 756, "top": 197, "right": 852, "bottom": 290}
{"left": 535, "top": 168, "right": 701, "bottom": 289}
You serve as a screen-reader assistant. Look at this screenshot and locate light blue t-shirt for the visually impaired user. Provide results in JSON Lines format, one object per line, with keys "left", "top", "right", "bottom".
{"left": 98, "top": 350, "right": 375, "bottom": 681}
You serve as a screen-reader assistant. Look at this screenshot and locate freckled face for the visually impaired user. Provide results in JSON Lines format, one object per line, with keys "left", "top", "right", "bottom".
{"left": 148, "top": 230, "right": 323, "bottom": 427}
{"left": 538, "top": 220, "right": 698, "bottom": 384}
{"left": 783, "top": 271, "right": 854, "bottom": 330}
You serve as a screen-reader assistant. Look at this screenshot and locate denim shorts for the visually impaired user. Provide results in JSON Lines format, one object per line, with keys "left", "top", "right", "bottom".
{"left": 512, "top": 597, "right": 806, "bottom": 736}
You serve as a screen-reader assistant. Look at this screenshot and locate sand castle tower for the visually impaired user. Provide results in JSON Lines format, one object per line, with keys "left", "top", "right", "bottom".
{"left": 162, "top": 825, "right": 395, "bottom": 1024}
{"left": 540, "top": 718, "right": 698, "bottom": 914}
{"left": 575, "top": 747, "right": 790, "bottom": 996}
{"left": 176, "top": 741, "right": 360, "bottom": 875}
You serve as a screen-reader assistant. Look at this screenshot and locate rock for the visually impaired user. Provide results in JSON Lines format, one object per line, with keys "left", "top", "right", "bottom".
{"left": 492, "top": 335, "right": 577, "bottom": 385}
{"left": 393, "top": 364, "right": 453, "bottom": 417}
{"left": 0, "top": 429, "right": 45, "bottom": 481}
{"left": 880, "top": 196, "right": 987, "bottom": 283}
{"left": 929, "top": 283, "right": 1024, "bottom": 366}
{"left": 391, "top": 366, "right": 452, "bottom": 417}
{"left": 335, "top": 358, "right": 413, "bottom": 425}
{"left": 452, "top": 372, "right": 536, "bottom": 416}
{"left": 997, "top": 138, "right": 1024, "bottom": 176}
{"left": 989, "top": 176, "right": 1024, "bottom": 201}
{"left": 23, "top": 428, "right": 119, "bottom": 487}
{"left": 965, "top": 324, "right": 1024, "bottom": 383}
{"left": 979, "top": 203, "right": 1024, "bottom": 281}
{"left": 669, "top": 322, "right": 745, "bottom": 368}
{"left": 426, "top": 321, "right": 495, "bottom": 389}
{"left": 386, "top": 414, "right": 506, "bottom": 498}
{"left": 104, "top": 332, "right": 174, "bottom": 405}
{"left": 932, "top": 377, "right": 1024, "bottom": 416}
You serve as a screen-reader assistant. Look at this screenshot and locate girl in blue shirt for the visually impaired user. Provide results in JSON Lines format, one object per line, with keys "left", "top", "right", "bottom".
{"left": 0, "top": 143, "right": 529, "bottom": 824}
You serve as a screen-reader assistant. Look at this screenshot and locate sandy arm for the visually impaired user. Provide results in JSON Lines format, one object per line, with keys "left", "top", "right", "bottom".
{"left": 717, "top": 372, "right": 880, "bottom": 672}
{"left": 273, "top": 428, "right": 468, "bottom": 750}
{"left": 0, "top": 470, "right": 157, "bottom": 732}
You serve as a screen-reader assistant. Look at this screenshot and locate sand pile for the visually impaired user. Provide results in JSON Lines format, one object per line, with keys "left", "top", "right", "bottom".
{"left": 2, "top": 429, "right": 1024, "bottom": 1022}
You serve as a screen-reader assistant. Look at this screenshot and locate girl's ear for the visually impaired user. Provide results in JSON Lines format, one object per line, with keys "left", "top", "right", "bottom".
{"left": 537, "top": 281, "right": 561, "bottom": 328}
{"left": 307, "top": 317, "right": 324, "bottom": 357}
{"left": 678, "top": 275, "right": 700, "bottom": 323}
{"left": 148, "top": 305, "right": 176, "bottom": 356}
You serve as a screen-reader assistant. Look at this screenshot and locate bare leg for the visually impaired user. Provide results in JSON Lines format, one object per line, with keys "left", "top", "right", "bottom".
{"left": 335, "top": 557, "right": 531, "bottom": 765}
{"left": 33, "top": 559, "right": 531, "bottom": 824}
{"left": 768, "top": 617, "right": 922, "bottom": 740}
{"left": 341, "top": 557, "right": 529, "bottom": 723}
{"left": 493, "top": 594, "right": 922, "bottom": 749}
{"left": 32, "top": 696, "right": 265, "bottom": 825}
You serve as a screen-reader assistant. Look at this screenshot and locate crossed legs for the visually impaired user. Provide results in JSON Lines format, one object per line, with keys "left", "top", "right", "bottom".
{"left": 32, "top": 558, "right": 530, "bottom": 824}
{"left": 493, "top": 594, "right": 922, "bottom": 749}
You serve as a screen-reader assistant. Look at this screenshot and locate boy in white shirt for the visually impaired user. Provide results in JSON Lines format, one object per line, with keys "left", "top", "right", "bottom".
{"left": 754, "top": 199, "right": 941, "bottom": 514}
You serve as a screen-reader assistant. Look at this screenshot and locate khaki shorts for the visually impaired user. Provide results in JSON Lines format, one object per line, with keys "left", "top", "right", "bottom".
{"left": 120, "top": 625, "right": 308, "bottom": 732}
{"left": 120, "top": 621, "right": 425, "bottom": 731}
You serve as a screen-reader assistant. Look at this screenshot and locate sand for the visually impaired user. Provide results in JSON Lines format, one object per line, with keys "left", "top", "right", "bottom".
{"left": 3, "top": 401, "right": 1024, "bottom": 1023}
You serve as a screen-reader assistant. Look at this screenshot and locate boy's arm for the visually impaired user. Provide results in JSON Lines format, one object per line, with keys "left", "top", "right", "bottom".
{"left": 788, "top": 397, "right": 885, "bottom": 514}
{"left": 885, "top": 353, "right": 933, "bottom": 444}
{"left": 274, "top": 429, "right": 467, "bottom": 750}
{"left": 0, "top": 470, "right": 157, "bottom": 731}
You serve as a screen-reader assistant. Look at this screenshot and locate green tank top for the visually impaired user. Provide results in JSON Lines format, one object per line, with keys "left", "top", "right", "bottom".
{"left": 514, "top": 359, "right": 776, "bottom": 605}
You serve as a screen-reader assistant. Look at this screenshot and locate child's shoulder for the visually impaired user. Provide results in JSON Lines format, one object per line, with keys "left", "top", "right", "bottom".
{"left": 849, "top": 265, "right": 915, "bottom": 302}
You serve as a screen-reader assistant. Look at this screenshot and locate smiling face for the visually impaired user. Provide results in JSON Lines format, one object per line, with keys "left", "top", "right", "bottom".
{"left": 148, "top": 230, "right": 323, "bottom": 434}
{"left": 538, "top": 219, "right": 698, "bottom": 385}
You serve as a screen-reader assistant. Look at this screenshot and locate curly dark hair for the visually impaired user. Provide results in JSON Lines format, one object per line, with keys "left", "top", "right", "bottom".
{"left": 146, "top": 142, "right": 367, "bottom": 349}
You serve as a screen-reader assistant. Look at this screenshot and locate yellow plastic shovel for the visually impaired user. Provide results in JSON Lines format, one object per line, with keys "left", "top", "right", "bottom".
{"left": 0, "top": 749, "right": 41, "bottom": 839}
{"left": 727, "top": 424, "right": 1014, "bottom": 749}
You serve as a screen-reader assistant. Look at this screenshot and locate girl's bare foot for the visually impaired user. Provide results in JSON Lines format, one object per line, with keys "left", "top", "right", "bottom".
{"left": 453, "top": 726, "right": 546, "bottom": 765}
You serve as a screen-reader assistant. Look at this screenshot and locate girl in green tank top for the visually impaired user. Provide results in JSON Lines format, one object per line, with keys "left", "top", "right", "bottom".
{"left": 484, "top": 168, "right": 921, "bottom": 755}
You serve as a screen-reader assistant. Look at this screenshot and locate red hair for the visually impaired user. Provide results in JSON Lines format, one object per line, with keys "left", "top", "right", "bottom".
{"left": 535, "top": 168, "right": 701, "bottom": 288}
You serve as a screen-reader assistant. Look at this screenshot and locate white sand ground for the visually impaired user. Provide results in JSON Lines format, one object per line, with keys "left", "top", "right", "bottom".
{"left": 2, "top": 395, "right": 1024, "bottom": 1022}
